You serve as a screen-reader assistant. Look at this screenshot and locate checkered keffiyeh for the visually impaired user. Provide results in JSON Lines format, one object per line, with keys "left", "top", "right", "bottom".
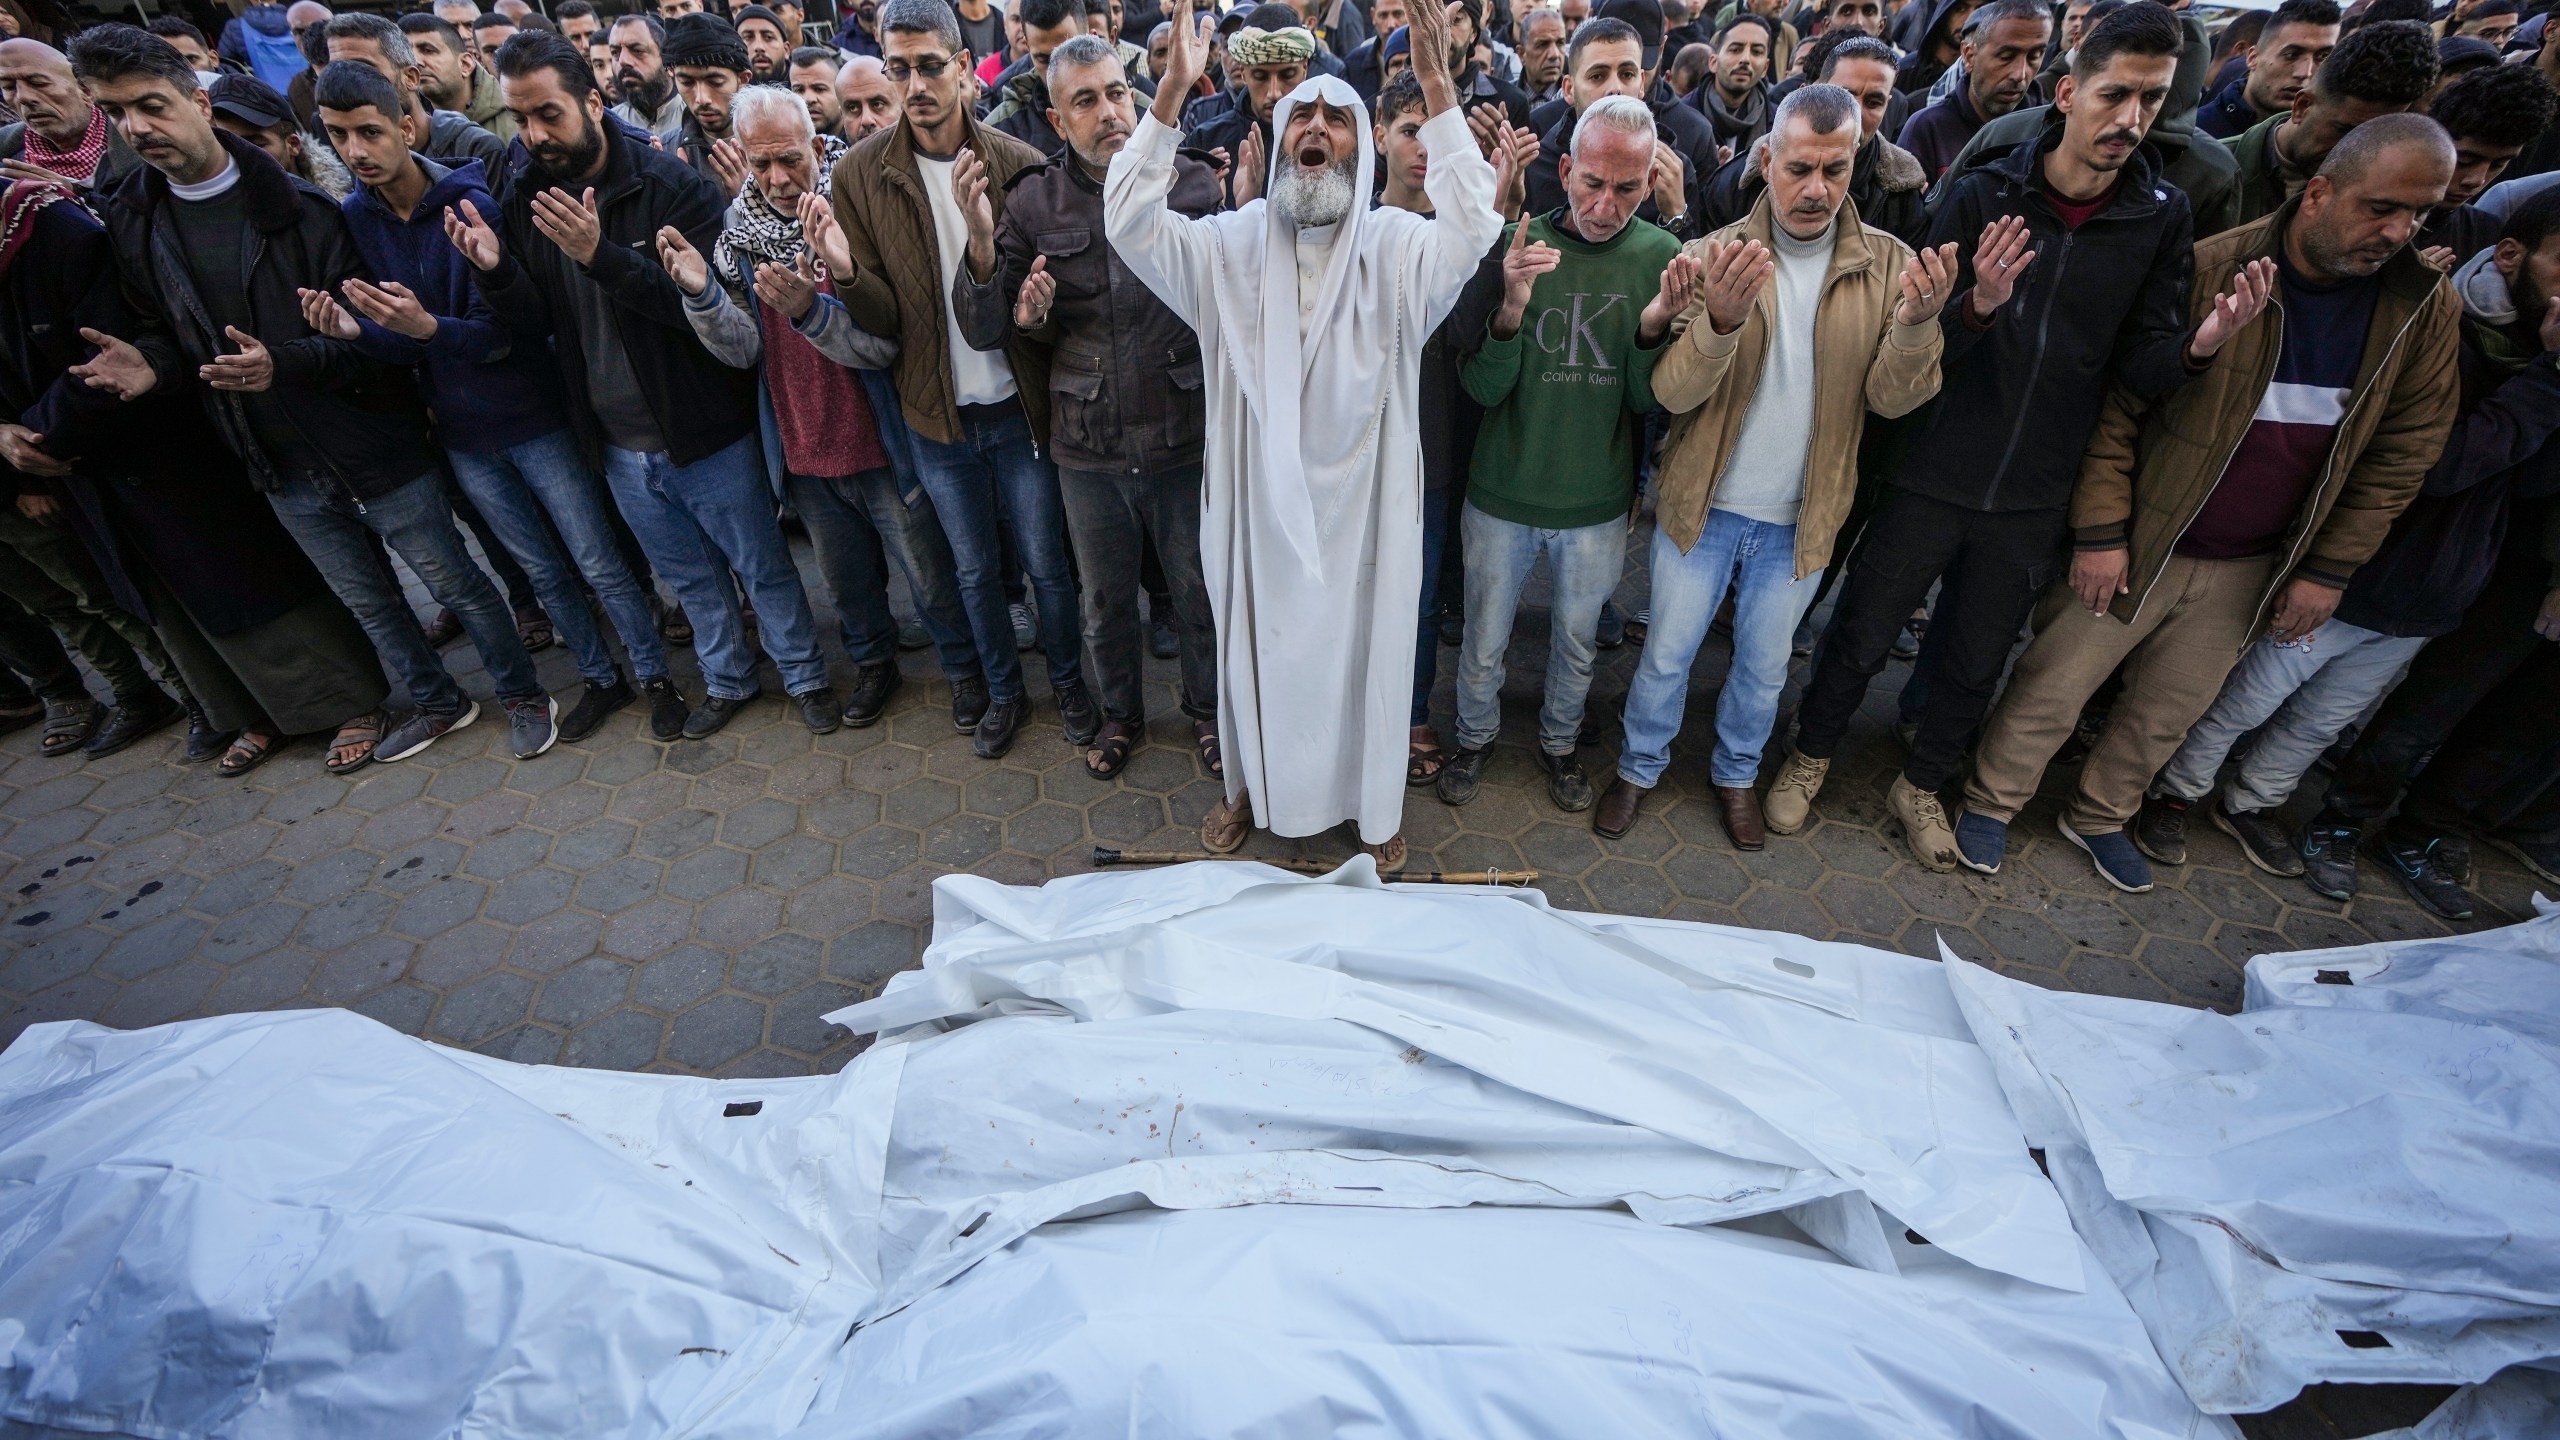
{"left": 1226, "top": 25, "right": 1317, "bottom": 66}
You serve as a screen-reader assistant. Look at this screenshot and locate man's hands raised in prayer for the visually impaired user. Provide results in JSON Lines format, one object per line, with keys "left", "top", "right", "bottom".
{"left": 655, "top": 225, "right": 711, "bottom": 296}
{"left": 1488, "top": 214, "right": 1562, "bottom": 340}
{"left": 952, "top": 147, "right": 998, "bottom": 282}
{"left": 1152, "top": 0, "right": 1211, "bottom": 128}
{"left": 444, "top": 198, "right": 503, "bottom": 271}
{"left": 1639, "top": 252, "right": 1703, "bottom": 345}
{"left": 530, "top": 186, "right": 604, "bottom": 266}
{"left": 2185, "top": 258, "right": 2276, "bottom": 364}
{"left": 1015, "top": 255, "right": 1056, "bottom": 330}
{"left": 1962, "top": 215, "right": 2034, "bottom": 320}
{"left": 1698, "top": 237, "right": 1772, "bottom": 335}
{"left": 1892, "top": 241, "right": 1960, "bottom": 328}
{"left": 71, "top": 329, "right": 157, "bottom": 399}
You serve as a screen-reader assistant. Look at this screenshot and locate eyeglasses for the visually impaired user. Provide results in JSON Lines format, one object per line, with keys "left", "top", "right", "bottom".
{"left": 883, "top": 56, "right": 955, "bottom": 80}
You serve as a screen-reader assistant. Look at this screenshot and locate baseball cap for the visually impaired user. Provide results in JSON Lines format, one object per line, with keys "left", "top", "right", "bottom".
{"left": 1594, "top": 0, "right": 1665, "bottom": 69}
{"left": 207, "top": 73, "right": 295, "bottom": 130}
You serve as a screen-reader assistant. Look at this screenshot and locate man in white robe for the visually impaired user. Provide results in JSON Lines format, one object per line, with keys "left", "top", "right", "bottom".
{"left": 1104, "top": 0, "right": 1503, "bottom": 866}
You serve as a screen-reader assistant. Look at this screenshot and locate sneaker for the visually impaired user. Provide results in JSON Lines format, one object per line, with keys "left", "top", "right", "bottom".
{"left": 793, "top": 686, "right": 843, "bottom": 735}
{"left": 1762, "top": 749, "right": 1829, "bottom": 835}
{"left": 2133, "top": 794, "right": 2190, "bottom": 866}
{"left": 1537, "top": 748, "right": 1593, "bottom": 812}
{"left": 974, "top": 694, "right": 1028, "bottom": 758}
{"left": 2060, "top": 820, "right": 2155, "bottom": 894}
{"left": 1055, "top": 678, "right": 1100, "bottom": 746}
{"left": 1009, "top": 601, "right": 1037, "bottom": 650}
{"left": 683, "top": 691, "right": 757, "bottom": 740}
{"left": 1954, "top": 810, "right": 2008, "bottom": 875}
{"left": 950, "top": 675, "right": 990, "bottom": 731}
{"left": 2485, "top": 833, "right": 2560, "bottom": 887}
{"left": 1147, "top": 595, "right": 1179, "bottom": 659}
{"left": 1595, "top": 599, "right": 1626, "bottom": 650}
{"left": 846, "top": 663, "right": 900, "bottom": 727}
{"left": 2298, "top": 821, "right": 2361, "bottom": 900}
{"left": 503, "top": 694, "right": 559, "bottom": 760}
{"left": 1888, "top": 774, "right": 1958, "bottom": 872}
{"left": 896, "top": 616, "right": 929, "bottom": 651}
{"left": 2214, "top": 802, "right": 2306, "bottom": 878}
{"left": 377, "top": 701, "right": 479, "bottom": 762}
{"left": 559, "top": 675, "right": 634, "bottom": 742}
{"left": 1888, "top": 611, "right": 1924, "bottom": 661}
{"left": 641, "top": 677, "right": 688, "bottom": 741}
{"left": 1436, "top": 746, "right": 1489, "bottom": 807}
{"left": 2369, "top": 831, "right": 2474, "bottom": 921}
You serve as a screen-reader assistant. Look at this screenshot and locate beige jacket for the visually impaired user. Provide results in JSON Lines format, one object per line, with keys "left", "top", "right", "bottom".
{"left": 1651, "top": 195, "right": 1944, "bottom": 579}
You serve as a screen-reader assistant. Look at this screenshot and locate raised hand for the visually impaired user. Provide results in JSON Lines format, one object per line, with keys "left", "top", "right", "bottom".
{"left": 1498, "top": 123, "right": 1536, "bottom": 218}
{"left": 1151, "top": 0, "right": 1211, "bottom": 125}
{"left": 1466, "top": 102, "right": 1504, "bottom": 161}
{"left": 753, "top": 254, "right": 820, "bottom": 319}
{"left": 443, "top": 197, "right": 502, "bottom": 271}
{"left": 1233, "top": 123, "right": 1266, "bottom": 207}
{"left": 1640, "top": 251, "right": 1703, "bottom": 343}
{"left": 1408, "top": 0, "right": 1456, "bottom": 107}
{"left": 1963, "top": 214, "right": 2035, "bottom": 316}
{"left": 297, "top": 285, "right": 360, "bottom": 340}
{"left": 70, "top": 328, "right": 157, "bottom": 399}
{"left": 201, "top": 326, "right": 274, "bottom": 393}
{"left": 797, "top": 192, "right": 854, "bottom": 279}
{"left": 1015, "top": 255, "right": 1057, "bottom": 329}
{"left": 708, "top": 137, "right": 748, "bottom": 199}
{"left": 1649, "top": 138, "right": 1684, "bottom": 221}
{"left": 655, "top": 224, "right": 710, "bottom": 296}
{"left": 1893, "top": 241, "right": 1959, "bottom": 327}
{"left": 343, "top": 278, "right": 439, "bottom": 340}
{"left": 0, "top": 424, "right": 69, "bottom": 478}
{"left": 2419, "top": 244, "right": 2456, "bottom": 272}
{"left": 952, "top": 146, "right": 997, "bottom": 277}
{"left": 530, "top": 186, "right": 604, "bottom": 266}
{"left": 1490, "top": 216, "right": 1562, "bottom": 339}
{"left": 1701, "top": 237, "right": 1773, "bottom": 335}
{"left": 2186, "top": 257, "right": 2275, "bottom": 362}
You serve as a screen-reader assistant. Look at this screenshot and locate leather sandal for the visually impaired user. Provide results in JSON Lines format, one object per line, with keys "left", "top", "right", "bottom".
{"left": 218, "top": 728, "right": 283, "bottom": 778}
{"left": 1361, "top": 831, "right": 1408, "bottom": 872}
{"left": 1406, "top": 724, "right": 1447, "bottom": 787}
{"left": 39, "top": 697, "right": 102, "bottom": 757}
{"left": 515, "top": 606, "right": 556, "bottom": 652}
{"left": 1200, "top": 789, "right": 1252, "bottom": 854}
{"left": 324, "top": 711, "right": 384, "bottom": 775}
{"left": 1084, "top": 718, "right": 1139, "bottom": 780}
{"left": 1192, "top": 718, "right": 1223, "bottom": 778}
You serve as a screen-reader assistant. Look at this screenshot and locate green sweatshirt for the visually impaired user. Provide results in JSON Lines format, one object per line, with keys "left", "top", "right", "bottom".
{"left": 1461, "top": 212, "right": 1678, "bottom": 530}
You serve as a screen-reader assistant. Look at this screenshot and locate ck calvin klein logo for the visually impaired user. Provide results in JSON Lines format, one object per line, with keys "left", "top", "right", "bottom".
{"left": 1534, "top": 292, "right": 1630, "bottom": 384}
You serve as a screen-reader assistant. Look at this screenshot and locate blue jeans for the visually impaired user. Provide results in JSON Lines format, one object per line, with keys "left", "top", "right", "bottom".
{"left": 1453, "top": 501, "right": 1627, "bottom": 755}
{"left": 1618, "top": 510, "right": 1822, "bottom": 790}
{"left": 602, "top": 436, "right": 828, "bottom": 700}
{"left": 786, "top": 467, "right": 979, "bottom": 680}
{"left": 906, "top": 404, "right": 1083, "bottom": 704}
{"left": 448, "top": 430, "right": 669, "bottom": 689}
{"left": 1412, "top": 483, "right": 1455, "bottom": 727}
{"left": 265, "top": 471, "right": 543, "bottom": 715}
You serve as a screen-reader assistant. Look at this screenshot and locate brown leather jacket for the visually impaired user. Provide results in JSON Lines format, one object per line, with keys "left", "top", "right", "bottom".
{"left": 1650, "top": 194, "right": 1944, "bottom": 580}
{"left": 828, "top": 112, "right": 1049, "bottom": 446}
{"left": 951, "top": 146, "right": 1224, "bottom": 475}
{"left": 2071, "top": 200, "right": 2460, "bottom": 631}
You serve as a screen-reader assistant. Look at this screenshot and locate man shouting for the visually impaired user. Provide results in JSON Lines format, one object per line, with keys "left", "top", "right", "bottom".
{"left": 1105, "top": 0, "right": 1502, "bottom": 868}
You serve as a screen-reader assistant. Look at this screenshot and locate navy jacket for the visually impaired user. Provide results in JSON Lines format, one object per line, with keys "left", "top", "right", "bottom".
{"left": 2193, "top": 75, "right": 2264, "bottom": 141}
{"left": 339, "top": 156, "right": 570, "bottom": 455}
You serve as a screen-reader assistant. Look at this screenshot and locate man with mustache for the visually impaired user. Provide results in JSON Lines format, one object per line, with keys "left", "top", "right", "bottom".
{"left": 606, "top": 12, "right": 685, "bottom": 142}
{"left": 1895, "top": 0, "right": 2049, "bottom": 181}
{"left": 1774, "top": 2, "right": 2272, "bottom": 872}
{"left": 1955, "top": 112, "right": 2459, "bottom": 894}
{"left": 0, "top": 38, "right": 145, "bottom": 192}
{"left": 1106, "top": 0, "right": 1503, "bottom": 867}
{"left": 956, "top": 35, "right": 1224, "bottom": 782}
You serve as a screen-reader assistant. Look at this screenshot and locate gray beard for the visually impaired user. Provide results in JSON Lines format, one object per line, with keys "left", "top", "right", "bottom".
{"left": 1272, "top": 157, "right": 1356, "bottom": 228}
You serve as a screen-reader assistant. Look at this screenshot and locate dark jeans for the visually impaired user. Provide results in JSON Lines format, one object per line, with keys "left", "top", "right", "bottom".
{"left": 2325, "top": 535, "right": 2560, "bottom": 844}
{"left": 1413, "top": 482, "right": 1456, "bottom": 727}
{"left": 787, "top": 467, "right": 979, "bottom": 681}
{"left": 1796, "top": 488, "right": 2065, "bottom": 791}
{"left": 0, "top": 584, "right": 80, "bottom": 702}
{"left": 0, "top": 506, "right": 181, "bottom": 706}
{"left": 1056, "top": 463, "right": 1216, "bottom": 723}
{"left": 906, "top": 403, "right": 1083, "bottom": 704}
{"left": 266, "top": 471, "right": 544, "bottom": 716}
{"left": 448, "top": 429, "right": 669, "bottom": 689}
{"left": 448, "top": 476, "right": 540, "bottom": 613}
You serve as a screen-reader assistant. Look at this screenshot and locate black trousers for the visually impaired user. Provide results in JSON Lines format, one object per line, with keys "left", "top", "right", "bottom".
{"left": 1794, "top": 488, "right": 2067, "bottom": 791}
{"left": 2324, "top": 536, "right": 2560, "bottom": 844}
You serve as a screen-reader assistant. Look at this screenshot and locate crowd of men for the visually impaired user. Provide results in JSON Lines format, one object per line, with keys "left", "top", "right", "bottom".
{"left": 0, "top": 0, "right": 2553, "bottom": 930}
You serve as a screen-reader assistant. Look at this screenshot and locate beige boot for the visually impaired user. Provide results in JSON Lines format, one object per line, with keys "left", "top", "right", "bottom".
{"left": 1889, "top": 774, "right": 1960, "bottom": 872}
{"left": 1763, "top": 749, "right": 1830, "bottom": 835}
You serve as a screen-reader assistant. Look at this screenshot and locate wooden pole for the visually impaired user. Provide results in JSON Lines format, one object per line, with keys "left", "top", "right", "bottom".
{"left": 1090, "top": 848, "right": 1540, "bottom": 886}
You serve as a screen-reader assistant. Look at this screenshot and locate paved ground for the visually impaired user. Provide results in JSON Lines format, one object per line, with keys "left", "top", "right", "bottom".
{"left": 0, "top": 532, "right": 2529, "bottom": 1435}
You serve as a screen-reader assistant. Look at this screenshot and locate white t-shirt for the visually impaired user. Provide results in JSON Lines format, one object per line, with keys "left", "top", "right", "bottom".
{"left": 916, "top": 152, "right": 1018, "bottom": 408}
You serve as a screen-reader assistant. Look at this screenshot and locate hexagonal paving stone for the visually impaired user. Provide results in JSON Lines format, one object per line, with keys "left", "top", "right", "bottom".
{"left": 666, "top": 994, "right": 769, "bottom": 1072}
{"left": 431, "top": 971, "right": 538, "bottom": 1045}
{"left": 536, "top": 956, "right": 636, "bottom": 1028}
{"left": 562, "top": 1007, "right": 666, "bottom": 1070}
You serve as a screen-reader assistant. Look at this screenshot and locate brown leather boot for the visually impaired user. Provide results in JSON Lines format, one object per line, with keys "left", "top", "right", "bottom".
{"left": 1593, "top": 776, "right": 1650, "bottom": 839}
{"left": 1712, "top": 784, "right": 1766, "bottom": 850}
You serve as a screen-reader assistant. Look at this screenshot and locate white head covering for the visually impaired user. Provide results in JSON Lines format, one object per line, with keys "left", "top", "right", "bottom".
{"left": 1206, "top": 73, "right": 1403, "bottom": 577}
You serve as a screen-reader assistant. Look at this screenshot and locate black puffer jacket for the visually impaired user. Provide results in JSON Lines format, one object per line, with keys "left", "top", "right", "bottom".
{"left": 953, "top": 146, "right": 1223, "bottom": 475}
{"left": 101, "top": 130, "right": 435, "bottom": 501}
{"left": 1891, "top": 112, "right": 2198, "bottom": 514}
{"left": 477, "top": 116, "right": 759, "bottom": 469}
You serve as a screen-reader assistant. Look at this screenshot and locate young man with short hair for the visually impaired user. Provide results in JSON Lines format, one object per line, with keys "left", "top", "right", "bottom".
{"left": 323, "top": 14, "right": 507, "bottom": 173}
{"left": 663, "top": 13, "right": 749, "bottom": 193}
{"left": 2416, "top": 63, "right": 2559, "bottom": 265}
{"left": 2196, "top": 0, "right": 2339, "bottom": 140}
{"left": 1693, "top": 15, "right": 1773, "bottom": 155}
{"left": 787, "top": 44, "right": 846, "bottom": 136}
{"left": 733, "top": 4, "right": 793, "bottom": 82}
{"left": 2228, "top": 18, "right": 2437, "bottom": 226}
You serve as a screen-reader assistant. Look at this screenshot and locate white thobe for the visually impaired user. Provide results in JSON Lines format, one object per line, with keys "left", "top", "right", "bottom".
{"left": 1105, "top": 94, "right": 1501, "bottom": 844}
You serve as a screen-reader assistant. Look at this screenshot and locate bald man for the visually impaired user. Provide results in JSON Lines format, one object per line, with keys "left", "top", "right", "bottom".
{"left": 835, "top": 54, "right": 900, "bottom": 140}
{"left": 281, "top": 1, "right": 335, "bottom": 128}
{"left": 0, "top": 39, "right": 143, "bottom": 189}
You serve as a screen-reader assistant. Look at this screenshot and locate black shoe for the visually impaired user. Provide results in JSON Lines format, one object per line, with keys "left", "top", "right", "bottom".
{"left": 793, "top": 686, "right": 843, "bottom": 735}
{"left": 2132, "top": 794, "right": 2189, "bottom": 866}
{"left": 683, "top": 690, "right": 758, "bottom": 740}
{"left": 1056, "top": 678, "right": 1100, "bottom": 746}
{"left": 951, "top": 675, "right": 990, "bottom": 731}
{"left": 1538, "top": 748, "right": 1593, "bottom": 812}
{"left": 1595, "top": 600, "right": 1626, "bottom": 650}
{"left": 181, "top": 701, "right": 234, "bottom": 764}
{"left": 2369, "top": 831, "right": 2474, "bottom": 921}
{"left": 2214, "top": 802, "right": 2306, "bottom": 878}
{"left": 641, "top": 676, "right": 688, "bottom": 741}
{"left": 847, "top": 663, "right": 900, "bottom": 727}
{"left": 1147, "top": 595, "right": 1179, "bottom": 660}
{"left": 1438, "top": 610, "right": 1463, "bottom": 648}
{"left": 1436, "top": 746, "right": 1488, "bottom": 807}
{"left": 2298, "top": 820, "right": 2360, "bottom": 900}
{"left": 974, "top": 694, "right": 1028, "bottom": 758}
{"left": 83, "top": 690, "right": 182, "bottom": 758}
{"left": 559, "top": 675, "right": 634, "bottom": 742}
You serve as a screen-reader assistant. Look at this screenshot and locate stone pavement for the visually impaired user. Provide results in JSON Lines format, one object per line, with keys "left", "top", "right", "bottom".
{"left": 0, "top": 535, "right": 2530, "bottom": 1436}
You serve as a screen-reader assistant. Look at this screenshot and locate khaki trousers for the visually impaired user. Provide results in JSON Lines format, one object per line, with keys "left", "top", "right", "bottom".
{"left": 1964, "top": 553, "right": 2278, "bottom": 834}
